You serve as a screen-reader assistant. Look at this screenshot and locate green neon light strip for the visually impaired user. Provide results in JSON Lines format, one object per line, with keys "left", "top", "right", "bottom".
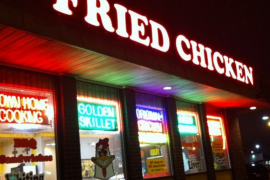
{"left": 78, "top": 102, "right": 118, "bottom": 131}
{"left": 177, "top": 113, "right": 198, "bottom": 135}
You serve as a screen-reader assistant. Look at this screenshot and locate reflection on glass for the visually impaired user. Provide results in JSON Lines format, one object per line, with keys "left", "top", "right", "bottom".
{"left": 0, "top": 86, "right": 57, "bottom": 179}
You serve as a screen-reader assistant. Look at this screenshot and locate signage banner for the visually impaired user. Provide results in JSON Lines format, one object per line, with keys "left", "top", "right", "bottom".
{"left": 0, "top": 92, "right": 49, "bottom": 125}
{"left": 146, "top": 158, "right": 167, "bottom": 174}
{"left": 136, "top": 106, "right": 167, "bottom": 144}
{"left": 177, "top": 113, "right": 198, "bottom": 135}
{"left": 53, "top": 0, "right": 254, "bottom": 86}
{"left": 212, "top": 141, "right": 224, "bottom": 153}
{"left": 78, "top": 101, "right": 118, "bottom": 131}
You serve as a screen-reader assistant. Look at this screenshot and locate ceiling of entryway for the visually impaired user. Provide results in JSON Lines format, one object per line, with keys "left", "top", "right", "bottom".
{"left": 0, "top": 24, "right": 269, "bottom": 109}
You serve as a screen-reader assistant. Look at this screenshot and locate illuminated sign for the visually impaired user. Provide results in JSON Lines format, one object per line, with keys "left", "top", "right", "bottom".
{"left": 0, "top": 93, "right": 49, "bottom": 125}
{"left": 136, "top": 106, "right": 166, "bottom": 144}
{"left": 77, "top": 97, "right": 118, "bottom": 131}
{"left": 207, "top": 115, "right": 227, "bottom": 150}
{"left": 150, "top": 148, "right": 161, "bottom": 157}
{"left": 177, "top": 112, "right": 198, "bottom": 135}
{"left": 53, "top": 0, "right": 254, "bottom": 85}
{"left": 0, "top": 138, "right": 53, "bottom": 164}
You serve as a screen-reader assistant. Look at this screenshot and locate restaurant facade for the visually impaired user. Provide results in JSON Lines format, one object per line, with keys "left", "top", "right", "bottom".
{"left": 0, "top": 0, "right": 269, "bottom": 180}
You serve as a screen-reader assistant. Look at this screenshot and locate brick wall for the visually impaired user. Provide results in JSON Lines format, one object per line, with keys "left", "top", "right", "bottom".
{"left": 120, "top": 88, "right": 143, "bottom": 180}
{"left": 225, "top": 109, "right": 247, "bottom": 180}
{"left": 55, "top": 75, "right": 82, "bottom": 180}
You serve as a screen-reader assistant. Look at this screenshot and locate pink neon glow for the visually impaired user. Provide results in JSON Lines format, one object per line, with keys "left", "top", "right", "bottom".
{"left": 53, "top": 0, "right": 78, "bottom": 15}
{"left": 77, "top": 96, "right": 121, "bottom": 132}
{"left": 207, "top": 115, "right": 227, "bottom": 150}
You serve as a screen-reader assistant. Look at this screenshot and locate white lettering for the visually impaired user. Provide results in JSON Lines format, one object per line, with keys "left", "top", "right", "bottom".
{"left": 213, "top": 52, "right": 224, "bottom": 74}
{"left": 53, "top": 0, "right": 78, "bottom": 15}
{"left": 129, "top": 10, "right": 150, "bottom": 46}
{"left": 176, "top": 35, "right": 191, "bottom": 61}
{"left": 149, "top": 20, "right": 170, "bottom": 52}
{"left": 85, "top": 0, "right": 114, "bottom": 32}
{"left": 114, "top": 4, "right": 129, "bottom": 38}
{"left": 190, "top": 41, "right": 207, "bottom": 68}
{"left": 223, "top": 56, "right": 236, "bottom": 79}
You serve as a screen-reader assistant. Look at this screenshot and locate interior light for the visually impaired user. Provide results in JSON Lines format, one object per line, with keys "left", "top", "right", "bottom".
{"left": 255, "top": 144, "right": 260, "bottom": 149}
{"left": 262, "top": 116, "right": 269, "bottom": 120}
{"left": 250, "top": 106, "right": 256, "bottom": 110}
{"left": 163, "top": 86, "right": 172, "bottom": 90}
{"left": 251, "top": 151, "right": 254, "bottom": 154}
{"left": 268, "top": 122, "right": 270, "bottom": 126}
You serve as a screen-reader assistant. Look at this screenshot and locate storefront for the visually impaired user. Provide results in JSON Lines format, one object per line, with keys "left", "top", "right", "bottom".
{"left": 0, "top": 0, "right": 269, "bottom": 180}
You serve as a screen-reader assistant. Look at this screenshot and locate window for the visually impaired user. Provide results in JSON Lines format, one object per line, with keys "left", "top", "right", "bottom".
{"left": 176, "top": 101, "right": 206, "bottom": 174}
{"left": 0, "top": 86, "right": 57, "bottom": 179}
{"left": 77, "top": 82, "right": 125, "bottom": 180}
{"left": 136, "top": 93, "right": 172, "bottom": 179}
{"left": 207, "top": 114, "right": 230, "bottom": 170}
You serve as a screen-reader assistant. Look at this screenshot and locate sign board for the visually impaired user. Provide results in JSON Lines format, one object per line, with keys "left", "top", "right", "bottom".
{"left": 136, "top": 106, "right": 166, "bottom": 144}
{"left": 212, "top": 141, "right": 224, "bottom": 153}
{"left": 146, "top": 158, "right": 167, "bottom": 174}
{"left": 177, "top": 112, "right": 198, "bottom": 135}
{"left": 78, "top": 100, "right": 118, "bottom": 131}
{"left": 0, "top": 92, "right": 49, "bottom": 125}
{"left": 53, "top": 0, "right": 254, "bottom": 85}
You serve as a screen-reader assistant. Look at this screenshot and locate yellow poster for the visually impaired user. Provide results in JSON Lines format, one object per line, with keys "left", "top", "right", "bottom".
{"left": 146, "top": 158, "right": 167, "bottom": 174}
{"left": 212, "top": 141, "right": 223, "bottom": 153}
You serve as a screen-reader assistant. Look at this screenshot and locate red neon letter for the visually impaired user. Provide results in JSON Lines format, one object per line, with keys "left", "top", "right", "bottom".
{"left": 223, "top": 56, "right": 236, "bottom": 79}
{"left": 235, "top": 61, "right": 245, "bottom": 82}
{"left": 85, "top": 0, "right": 114, "bottom": 32}
{"left": 213, "top": 52, "right": 224, "bottom": 74}
{"left": 176, "top": 35, "right": 191, "bottom": 61}
{"left": 114, "top": 4, "right": 129, "bottom": 38}
{"left": 244, "top": 65, "right": 253, "bottom": 85}
{"left": 149, "top": 20, "right": 170, "bottom": 52}
{"left": 53, "top": 0, "right": 78, "bottom": 15}
{"left": 190, "top": 41, "right": 207, "bottom": 68}
{"left": 128, "top": 10, "right": 150, "bottom": 46}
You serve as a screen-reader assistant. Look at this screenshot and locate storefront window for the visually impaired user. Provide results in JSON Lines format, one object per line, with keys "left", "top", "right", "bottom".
{"left": 0, "top": 86, "right": 57, "bottom": 180}
{"left": 77, "top": 82, "right": 125, "bottom": 180}
{"left": 207, "top": 115, "right": 230, "bottom": 170}
{"left": 136, "top": 93, "right": 172, "bottom": 179}
{"left": 176, "top": 101, "right": 206, "bottom": 174}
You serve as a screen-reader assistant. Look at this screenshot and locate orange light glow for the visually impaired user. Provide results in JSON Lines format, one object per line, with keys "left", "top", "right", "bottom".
{"left": 207, "top": 115, "right": 227, "bottom": 150}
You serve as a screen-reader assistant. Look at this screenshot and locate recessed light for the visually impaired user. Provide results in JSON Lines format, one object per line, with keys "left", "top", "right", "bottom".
{"left": 250, "top": 106, "right": 256, "bottom": 110}
{"left": 163, "top": 86, "right": 172, "bottom": 90}
{"left": 262, "top": 116, "right": 269, "bottom": 120}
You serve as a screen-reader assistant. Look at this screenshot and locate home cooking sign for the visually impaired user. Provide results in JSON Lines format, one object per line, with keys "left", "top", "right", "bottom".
{"left": 53, "top": 0, "right": 254, "bottom": 85}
